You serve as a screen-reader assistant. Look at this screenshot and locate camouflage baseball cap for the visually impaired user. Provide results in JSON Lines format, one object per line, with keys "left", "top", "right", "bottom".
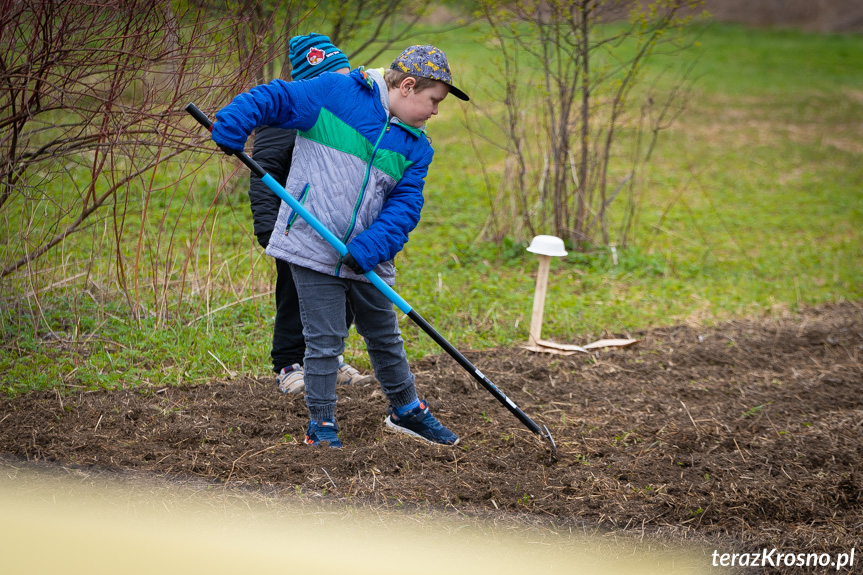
{"left": 390, "top": 45, "right": 469, "bottom": 101}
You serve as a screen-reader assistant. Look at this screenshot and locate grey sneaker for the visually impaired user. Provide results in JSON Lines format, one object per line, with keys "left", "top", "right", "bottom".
{"left": 336, "top": 357, "right": 375, "bottom": 386}
{"left": 276, "top": 364, "right": 305, "bottom": 394}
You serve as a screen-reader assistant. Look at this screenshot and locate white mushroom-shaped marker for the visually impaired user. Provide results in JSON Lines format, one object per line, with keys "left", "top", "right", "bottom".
{"left": 526, "top": 235, "right": 568, "bottom": 346}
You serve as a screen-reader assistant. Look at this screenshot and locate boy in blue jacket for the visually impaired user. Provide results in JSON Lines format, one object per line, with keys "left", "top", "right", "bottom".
{"left": 213, "top": 45, "right": 469, "bottom": 448}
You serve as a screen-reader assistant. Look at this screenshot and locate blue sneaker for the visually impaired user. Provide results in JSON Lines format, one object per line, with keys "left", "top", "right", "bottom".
{"left": 304, "top": 420, "right": 342, "bottom": 448}
{"left": 385, "top": 400, "right": 459, "bottom": 445}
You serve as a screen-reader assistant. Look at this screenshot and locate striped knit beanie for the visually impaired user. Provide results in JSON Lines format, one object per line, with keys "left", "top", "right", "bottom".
{"left": 289, "top": 33, "right": 350, "bottom": 80}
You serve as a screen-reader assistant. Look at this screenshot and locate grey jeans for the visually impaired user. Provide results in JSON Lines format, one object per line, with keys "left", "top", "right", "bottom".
{"left": 290, "top": 264, "right": 418, "bottom": 422}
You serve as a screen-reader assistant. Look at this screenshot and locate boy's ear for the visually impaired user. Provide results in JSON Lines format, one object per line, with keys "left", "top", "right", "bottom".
{"left": 399, "top": 77, "right": 416, "bottom": 97}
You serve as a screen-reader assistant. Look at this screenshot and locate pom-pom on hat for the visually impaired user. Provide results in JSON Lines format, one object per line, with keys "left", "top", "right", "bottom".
{"left": 390, "top": 45, "right": 469, "bottom": 101}
{"left": 289, "top": 33, "right": 350, "bottom": 80}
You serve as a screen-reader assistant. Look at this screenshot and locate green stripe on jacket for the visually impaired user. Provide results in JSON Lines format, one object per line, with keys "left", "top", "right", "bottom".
{"left": 300, "top": 108, "right": 414, "bottom": 182}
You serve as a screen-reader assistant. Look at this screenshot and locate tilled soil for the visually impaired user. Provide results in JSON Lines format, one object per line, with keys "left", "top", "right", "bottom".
{"left": 2, "top": 302, "right": 861, "bottom": 572}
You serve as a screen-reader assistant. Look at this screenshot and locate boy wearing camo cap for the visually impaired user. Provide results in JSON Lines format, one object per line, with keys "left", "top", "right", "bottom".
{"left": 212, "top": 45, "right": 468, "bottom": 448}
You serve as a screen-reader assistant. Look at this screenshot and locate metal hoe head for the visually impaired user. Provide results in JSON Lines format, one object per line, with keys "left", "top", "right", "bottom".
{"left": 542, "top": 425, "right": 557, "bottom": 457}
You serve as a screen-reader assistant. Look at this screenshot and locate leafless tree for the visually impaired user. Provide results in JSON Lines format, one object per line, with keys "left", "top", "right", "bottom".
{"left": 0, "top": 0, "right": 259, "bottom": 324}
{"left": 468, "top": 0, "right": 702, "bottom": 250}
{"left": 1, "top": 0, "right": 460, "bottom": 321}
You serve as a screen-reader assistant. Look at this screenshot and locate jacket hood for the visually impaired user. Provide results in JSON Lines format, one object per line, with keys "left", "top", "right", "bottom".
{"left": 351, "top": 67, "right": 388, "bottom": 114}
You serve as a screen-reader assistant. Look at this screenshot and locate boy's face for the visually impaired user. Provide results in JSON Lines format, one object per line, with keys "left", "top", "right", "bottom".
{"left": 392, "top": 78, "right": 450, "bottom": 128}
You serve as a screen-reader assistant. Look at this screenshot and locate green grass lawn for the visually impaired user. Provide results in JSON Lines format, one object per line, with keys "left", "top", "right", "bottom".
{"left": 2, "top": 21, "right": 861, "bottom": 395}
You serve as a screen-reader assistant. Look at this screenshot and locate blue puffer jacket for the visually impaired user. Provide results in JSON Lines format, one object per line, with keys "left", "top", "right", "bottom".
{"left": 212, "top": 67, "right": 433, "bottom": 286}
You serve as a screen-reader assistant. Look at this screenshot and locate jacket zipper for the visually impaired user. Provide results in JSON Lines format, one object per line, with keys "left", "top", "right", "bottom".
{"left": 335, "top": 117, "right": 390, "bottom": 276}
{"left": 285, "top": 183, "right": 310, "bottom": 234}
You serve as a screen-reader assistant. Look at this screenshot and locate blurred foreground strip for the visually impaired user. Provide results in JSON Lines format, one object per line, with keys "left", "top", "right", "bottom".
{"left": 0, "top": 461, "right": 707, "bottom": 574}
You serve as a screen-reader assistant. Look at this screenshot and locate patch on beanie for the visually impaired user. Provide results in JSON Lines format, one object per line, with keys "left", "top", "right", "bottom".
{"left": 307, "top": 47, "right": 325, "bottom": 66}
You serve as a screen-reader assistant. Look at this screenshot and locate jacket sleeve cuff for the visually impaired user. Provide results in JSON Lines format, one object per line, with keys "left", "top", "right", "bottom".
{"left": 346, "top": 240, "right": 377, "bottom": 273}
{"left": 211, "top": 121, "right": 248, "bottom": 152}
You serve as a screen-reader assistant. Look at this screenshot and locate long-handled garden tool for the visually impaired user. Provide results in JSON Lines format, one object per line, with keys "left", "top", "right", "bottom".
{"left": 186, "top": 103, "right": 556, "bottom": 456}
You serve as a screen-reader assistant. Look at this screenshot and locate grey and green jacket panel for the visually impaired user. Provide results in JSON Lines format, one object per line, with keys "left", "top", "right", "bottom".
{"left": 212, "top": 67, "right": 434, "bottom": 286}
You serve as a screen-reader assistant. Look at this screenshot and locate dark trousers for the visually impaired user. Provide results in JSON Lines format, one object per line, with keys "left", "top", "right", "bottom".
{"left": 272, "top": 258, "right": 305, "bottom": 372}
{"left": 272, "top": 257, "right": 355, "bottom": 373}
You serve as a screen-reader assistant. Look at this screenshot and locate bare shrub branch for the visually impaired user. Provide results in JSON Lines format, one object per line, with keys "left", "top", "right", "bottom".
{"left": 468, "top": 0, "right": 705, "bottom": 250}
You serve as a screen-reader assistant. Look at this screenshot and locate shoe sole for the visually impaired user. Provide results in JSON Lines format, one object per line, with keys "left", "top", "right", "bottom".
{"left": 336, "top": 373, "right": 377, "bottom": 386}
{"left": 304, "top": 433, "right": 342, "bottom": 448}
{"left": 384, "top": 416, "right": 460, "bottom": 446}
{"left": 278, "top": 380, "right": 305, "bottom": 394}
{"left": 305, "top": 440, "right": 342, "bottom": 448}
{"left": 283, "top": 374, "right": 375, "bottom": 393}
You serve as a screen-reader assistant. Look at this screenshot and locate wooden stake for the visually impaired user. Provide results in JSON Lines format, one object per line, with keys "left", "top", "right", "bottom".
{"left": 528, "top": 254, "right": 551, "bottom": 346}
